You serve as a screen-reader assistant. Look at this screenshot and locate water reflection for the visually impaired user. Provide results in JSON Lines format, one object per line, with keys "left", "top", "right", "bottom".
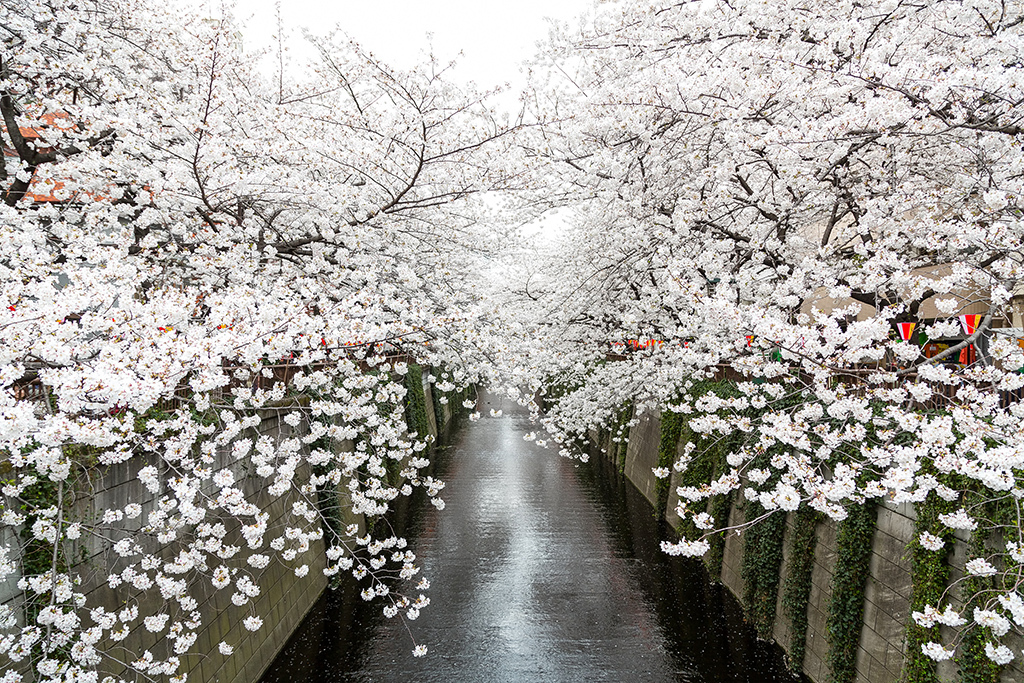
{"left": 261, "top": 396, "right": 802, "bottom": 682}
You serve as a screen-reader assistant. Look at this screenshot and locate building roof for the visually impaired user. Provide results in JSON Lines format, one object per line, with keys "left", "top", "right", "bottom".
{"left": 1, "top": 110, "right": 109, "bottom": 203}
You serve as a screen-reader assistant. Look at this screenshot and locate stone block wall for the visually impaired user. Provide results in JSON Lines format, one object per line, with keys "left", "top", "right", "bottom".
{"left": 607, "top": 404, "right": 1023, "bottom": 683}
{"left": 854, "top": 503, "right": 915, "bottom": 683}
{"left": 0, "top": 412, "right": 329, "bottom": 683}
{"left": 70, "top": 411, "right": 328, "bottom": 683}
{"left": 718, "top": 499, "right": 914, "bottom": 683}
{"left": 718, "top": 492, "right": 747, "bottom": 605}
{"left": 3, "top": 366, "right": 451, "bottom": 681}
{"left": 423, "top": 372, "right": 439, "bottom": 437}
{"left": 422, "top": 374, "right": 457, "bottom": 436}
{"left": 623, "top": 410, "right": 661, "bottom": 508}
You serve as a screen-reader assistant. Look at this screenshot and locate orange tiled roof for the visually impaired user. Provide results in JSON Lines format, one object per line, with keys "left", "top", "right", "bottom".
{"left": 2, "top": 111, "right": 109, "bottom": 203}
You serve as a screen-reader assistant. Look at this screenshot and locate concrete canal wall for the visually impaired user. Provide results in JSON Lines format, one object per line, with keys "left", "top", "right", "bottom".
{"left": 594, "top": 407, "right": 1023, "bottom": 683}
{"left": 4, "top": 409, "right": 334, "bottom": 683}
{"left": 3, "top": 367, "right": 457, "bottom": 683}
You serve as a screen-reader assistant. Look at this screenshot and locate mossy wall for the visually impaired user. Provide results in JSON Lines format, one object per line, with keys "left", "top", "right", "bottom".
{"left": 597, "top": 409, "right": 1023, "bottom": 683}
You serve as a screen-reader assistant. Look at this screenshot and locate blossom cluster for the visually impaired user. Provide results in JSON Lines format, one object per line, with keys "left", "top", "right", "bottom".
{"left": 487, "top": 0, "right": 1024, "bottom": 670}
{"left": 0, "top": 0, "right": 513, "bottom": 677}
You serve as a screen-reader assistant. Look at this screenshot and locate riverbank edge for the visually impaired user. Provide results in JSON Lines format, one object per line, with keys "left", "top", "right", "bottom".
{"left": 243, "top": 367, "right": 463, "bottom": 683}
{"left": 587, "top": 408, "right": 1023, "bottom": 683}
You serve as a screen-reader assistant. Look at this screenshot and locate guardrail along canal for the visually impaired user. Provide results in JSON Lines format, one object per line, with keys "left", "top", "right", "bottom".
{"left": 262, "top": 395, "right": 799, "bottom": 682}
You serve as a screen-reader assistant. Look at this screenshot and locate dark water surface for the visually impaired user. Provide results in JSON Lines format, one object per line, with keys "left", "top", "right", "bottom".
{"left": 261, "top": 395, "right": 800, "bottom": 682}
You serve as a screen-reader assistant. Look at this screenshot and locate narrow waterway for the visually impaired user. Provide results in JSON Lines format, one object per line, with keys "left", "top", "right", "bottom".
{"left": 261, "top": 395, "right": 800, "bottom": 682}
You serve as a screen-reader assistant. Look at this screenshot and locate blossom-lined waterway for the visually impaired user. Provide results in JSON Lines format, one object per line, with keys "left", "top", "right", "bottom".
{"left": 261, "top": 395, "right": 801, "bottom": 682}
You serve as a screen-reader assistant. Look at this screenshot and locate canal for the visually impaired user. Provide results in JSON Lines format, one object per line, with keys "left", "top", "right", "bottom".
{"left": 261, "top": 394, "right": 800, "bottom": 682}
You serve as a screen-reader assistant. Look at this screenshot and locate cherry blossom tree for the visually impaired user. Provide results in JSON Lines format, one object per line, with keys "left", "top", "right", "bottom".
{"left": 5, "top": 0, "right": 1024, "bottom": 678}
{"left": 501, "top": 0, "right": 1024, "bottom": 671}
{"left": 0, "top": 0, "right": 522, "bottom": 679}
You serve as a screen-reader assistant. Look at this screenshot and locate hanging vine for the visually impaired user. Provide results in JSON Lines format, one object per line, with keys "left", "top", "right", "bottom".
{"left": 404, "top": 364, "right": 431, "bottom": 441}
{"left": 904, "top": 475, "right": 958, "bottom": 683}
{"left": 734, "top": 425, "right": 789, "bottom": 641}
{"left": 956, "top": 495, "right": 1016, "bottom": 683}
{"left": 782, "top": 507, "right": 821, "bottom": 671}
{"left": 669, "top": 380, "right": 744, "bottom": 580}
{"left": 673, "top": 414, "right": 735, "bottom": 575}
{"left": 703, "top": 491, "right": 733, "bottom": 581}
{"left": 655, "top": 410, "right": 683, "bottom": 520}
{"left": 429, "top": 366, "right": 471, "bottom": 433}
{"left": 741, "top": 498, "right": 788, "bottom": 639}
{"left": 431, "top": 374, "right": 447, "bottom": 433}
{"left": 613, "top": 402, "right": 633, "bottom": 473}
{"left": 18, "top": 474, "right": 63, "bottom": 625}
{"left": 826, "top": 500, "right": 878, "bottom": 683}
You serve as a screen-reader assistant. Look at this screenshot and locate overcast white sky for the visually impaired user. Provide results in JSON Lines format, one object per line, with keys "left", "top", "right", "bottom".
{"left": 213, "top": 0, "right": 600, "bottom": 241}
{"left": 232, "top": 0, "right": 597, "bottom": 106}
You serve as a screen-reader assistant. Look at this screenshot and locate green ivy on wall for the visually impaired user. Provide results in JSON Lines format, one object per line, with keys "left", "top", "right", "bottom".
{"left": 782, "top": 507, "right": 821, "bottom": 671}
{"left": 826, "top": 500, "right": 878, "bottom": 683}
{"left": 669, "top": 381, "right": 742, "bottom": 580}
{"left": 957, "top": 567, "right": 1001, "bottom": 683}
{"left": 429, "top": 367, "right": 472, "bottom": 433}
{"left": 704, "top": 491, "right": 733, "bottom": 580}
{"left": 655, "top": 410, "right": 683, "bottom": 519}
{"left": 298, "top": 384, "right": 358, "bottom": 581}
{"left": 453, "top": 384, "right": 475, "bottom": 421}
{"left": 613, "top": 402, "right": 633, "bottom": 473}
{"left": 741, "top": 498, "right": 789, "bottom": 640}
{"left": 731, "top": 414, "right": 789, "bottom": 642}
{"left": 956, "top": 495, "right": 1015, "bottom": 683}
{"left": 431, "top": 374, "right": 446, "bottom": 432}
{"left": 403, "top": 364, "right": 431, "bottom": 441}
{"left": 18, "top": 471, "right": 63, "bottom": 624}
{"left": 904, "top": 478, "right": 958, "bottom": 683}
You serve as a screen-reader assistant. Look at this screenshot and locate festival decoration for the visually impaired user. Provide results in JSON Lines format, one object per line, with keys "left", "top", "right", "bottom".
{"left": 960, "top": 314, "right": 982, "bottom": 337}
